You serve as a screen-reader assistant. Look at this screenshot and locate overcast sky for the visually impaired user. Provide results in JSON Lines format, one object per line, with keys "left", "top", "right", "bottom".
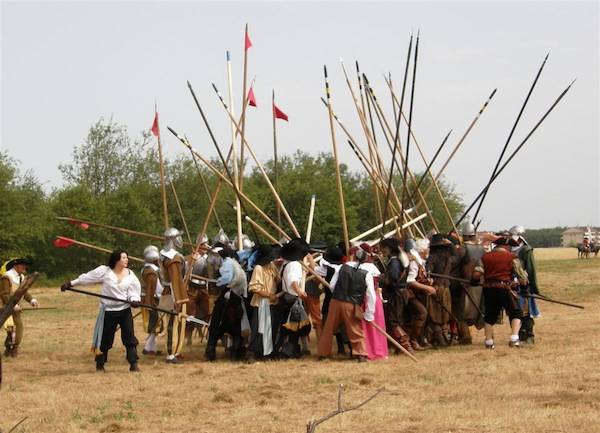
{"left": 1, "top": 1, "right": 598, "bottom": 230}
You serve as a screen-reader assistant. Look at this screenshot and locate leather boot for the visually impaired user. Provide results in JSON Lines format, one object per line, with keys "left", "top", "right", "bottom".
{"left": 392, "top": 327, "right": 413, "bottom": 354}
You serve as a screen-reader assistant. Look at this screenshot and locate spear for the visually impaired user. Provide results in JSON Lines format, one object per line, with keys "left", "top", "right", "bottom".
{"left": 167, "top": 176, "right": 192, "bottom": 243}
{"left": 238, "top": 23, "right": 251, "bottom": 192}
{"left": 470, "top": 53, "right": 550, "bottom": 223}
{"left": 306, "top": 194, "right": 316, "bottom": 243}
{"left": 454, "top": 80, "right": 575, "bottom": 226}
{"left": 187, "top": 146, "right": 223, "bottom": 230}
{"left": 324, "top": 65, "right": 350, "bottom": 253}
{"left": 272, "top": 89, "right": 282, "bottom": 226}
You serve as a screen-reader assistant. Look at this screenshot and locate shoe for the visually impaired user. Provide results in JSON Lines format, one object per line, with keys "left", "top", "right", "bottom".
{"left": 485, "top": 342, "right": 495, "bottom": 350}
{"left": 166, "top": 356, "right": 180, "bottom": 364}
{"left": 410, "top": 340, "right": 426, "bottom": 351}
{"left": 302, "top": 349, "right": 311, "bottom": 356}
{"left": 9, "top": 348, "right": 18, "bottom": 357}
{"left": 204, "top": 350, "right": 216, "bottom": 362}
{"left": 356, "top": 356, "right": 368, "bottom": 363}
{"left": 129, "top": 363, "right": 141, "bottom": 372}
{"left": 317, "top": 356, "right": 327, "bottom": 361}
{"left": 142, "top": 349, "right": 156, "bottom": 356}
{"left": 96, "top": 365, "right": 106, "bottom": 372}
{"left": 509, "top": 340, "right": 520, "bottom": 348}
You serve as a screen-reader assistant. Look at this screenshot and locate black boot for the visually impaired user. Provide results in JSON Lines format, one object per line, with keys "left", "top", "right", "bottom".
{"left": 95, "top": 353, "right": 106, "bottom": 372}
{"left": 129, "top": 363, "right": 140, "bottom": 372}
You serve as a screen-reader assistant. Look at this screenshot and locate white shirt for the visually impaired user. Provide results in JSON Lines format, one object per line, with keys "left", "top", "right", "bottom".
{"left": 282, "top": 260, "right": 304, "bottom": 296}
{"left": 329, "top": 261, "right": 377, "bottom": 322}
{"left": 406, "top": 260, "right": 421, "bottom": 283}
{"left": 71, "top": 265, "right": 141, "bottom": 311}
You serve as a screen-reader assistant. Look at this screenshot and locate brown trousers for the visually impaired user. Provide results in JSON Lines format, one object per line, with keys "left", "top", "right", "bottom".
{"left": 318, "top": 299, "right": 366, "bottom": 357}
{"left": 4, "top": 311, "right": 24, "bottom": 349}
{"left": 304, "top": 295, "right": 322, "bottom": 341}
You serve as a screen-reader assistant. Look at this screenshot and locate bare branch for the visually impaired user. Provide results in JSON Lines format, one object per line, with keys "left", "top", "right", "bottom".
{"left": 8, "top": 417, "right": 28, "bottom": 433}
{"left": 306, "top": 385, "right": 383, "bottom": 433}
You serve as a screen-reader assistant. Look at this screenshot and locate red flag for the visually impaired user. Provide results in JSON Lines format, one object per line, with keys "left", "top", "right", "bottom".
{"left": 244, "top": 29, "right": 252, "bottom": 51}
{"left": 247, "top": 86, "right": 257, "bottom": 107}
{"left": 54, "top": 237, "right": 75, "bottom": 248}
{"left": 151, "top": 112, "right": 160, "bottom": 137}
{"left": 273, "top": 103, "right": 288, "bottom": 121}
{"left": 68, "top": 219, "right": 89, "bottom": 230}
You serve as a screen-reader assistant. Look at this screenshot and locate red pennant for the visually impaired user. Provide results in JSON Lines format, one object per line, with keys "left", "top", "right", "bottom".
{"left": 151, "top": 112, "right": 160, "bottom": 137}
{"left": 247, "top": 86, "right": 257, "bottom": 107}
{"left": 273, "top": 103, "right": 288, "bottom": 121}
{"left": 54, "top": 237, "right": 75, "bottom": 248}
{"left": 244, "top": 29, "right": 252, "bottom": 51}
{"left": 68, "top": 219, "right": 89, "bottom": 230}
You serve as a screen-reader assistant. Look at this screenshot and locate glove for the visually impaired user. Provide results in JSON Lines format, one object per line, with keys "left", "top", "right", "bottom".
{"left": 30, "top": 298, "right": 39, "bottom": 308}
{"left": 60, "top": 281, "right": 72, "bottom": 292}
{"left": 13, "top": 304, "right": 22, "bottom": 312}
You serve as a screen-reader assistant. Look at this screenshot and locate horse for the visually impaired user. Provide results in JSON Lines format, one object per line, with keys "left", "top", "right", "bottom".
{"left": 577, "top": 243, "right": 591, "bottom": 259}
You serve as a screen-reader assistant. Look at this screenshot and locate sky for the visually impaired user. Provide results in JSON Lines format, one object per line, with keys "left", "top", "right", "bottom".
{"left": 1, "top": 1, "right": 598, "bottom": 230}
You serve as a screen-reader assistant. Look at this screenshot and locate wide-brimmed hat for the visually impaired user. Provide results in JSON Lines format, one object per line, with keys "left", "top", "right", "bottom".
{"left": 494, "top": 236, "right": 519, "bottom": 247}
{"left": 5, "top": 257, "right": 32, "bottom": 270}
{"left": 379, "top": 237, "right": 400, "bottom": 255}
{"left": 281, "top": 238, "right": 310, "bottom": 262}
{"left": 323, "top": 246, "right": 344, "bottom": 265}
{"left": 429, "top": 233, "right": 453, "bottom": 248}
{"left": 255, "top": 244, "right": 281, "bottom": 266}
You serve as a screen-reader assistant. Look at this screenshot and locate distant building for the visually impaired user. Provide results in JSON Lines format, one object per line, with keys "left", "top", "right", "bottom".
{"left": 561, "top": 227, "right": 600, "bottom": 247}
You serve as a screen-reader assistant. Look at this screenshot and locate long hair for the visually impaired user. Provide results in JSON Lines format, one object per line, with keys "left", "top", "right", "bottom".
{"left": 108, "top": 249, "right": 128, "bottom": 269}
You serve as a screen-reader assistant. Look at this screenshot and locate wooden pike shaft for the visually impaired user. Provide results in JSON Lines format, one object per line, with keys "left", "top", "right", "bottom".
{"left": 350, "top": 215, "right": 400, "bottom": 242}
{"left": 168, "top": 178, "right": 192, "bottom": 243}
{"left": 273, "top": 90, "right": 282, "bottom": 226}
{"left": 366, "top": 213, "right": 427, "bottom": 246}
{"left": 154, "top": 104, "right": 169, "bottom": 230}
{"left": 306, "top": 194, "right": 316, "bottom": 243}
{"left": 369, "top": 320, "right": 418, "bottom": 362}
{"left": 239, "top": 23, "right": 250, "bottom": 192}
{"left": 170, "top": 132, "right": 291, "bottom": 240}
{"left": 56, "top": 217, "right": 196, "bottom": 249}
{"left": 227, "top": 50, "right": 244, "bottom": 251}
{"left": 324, "top": 65, "right": 350, "bottom": 253}
{"left": 189, "top": 148, "right": 223, "bottom": 230}
{"left": 212, "top": 83, "right": 301, "bottom": 238}
{"left": 422, "top": 88, "right": 498, "bottom": 199}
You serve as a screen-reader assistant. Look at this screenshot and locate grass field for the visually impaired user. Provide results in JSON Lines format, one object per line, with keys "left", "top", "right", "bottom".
{"left": 1, "top": 248, "right": 598, "bottom": 433}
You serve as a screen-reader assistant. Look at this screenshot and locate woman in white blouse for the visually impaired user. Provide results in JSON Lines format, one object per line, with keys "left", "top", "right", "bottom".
{"left": 62, "top": 249, "right": 142, "bottom": 372}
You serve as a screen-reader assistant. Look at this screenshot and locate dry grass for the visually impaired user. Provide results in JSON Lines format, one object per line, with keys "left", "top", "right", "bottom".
{"left": 1, "top": 251, "right": 599, "bottom": 433}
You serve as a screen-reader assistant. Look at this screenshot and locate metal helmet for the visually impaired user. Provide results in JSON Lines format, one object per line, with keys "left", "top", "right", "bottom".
{"left": 196, "top": 233, "right": 209, "bottom": 246}
{"left": 232, "top": 234, "right": 254, "bottom": 250}
{"left": 509, "top": 225, "right": 526, "bottom": 236}
{"left": 164, "top": 227, "right": 184, "bottom": 250}
{"left": 212, "top": 228, "right": 230, "bottom": 246}
{"left": 461, "top": 222, "right": 476, "bottom": 237}
{"left": 143, "top": 245, "right": 160, "bottom": 263}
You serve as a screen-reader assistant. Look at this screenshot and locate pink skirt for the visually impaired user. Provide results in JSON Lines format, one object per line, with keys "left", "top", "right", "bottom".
{"left": 362, "top": 295, "right": 389, "bottom": 360}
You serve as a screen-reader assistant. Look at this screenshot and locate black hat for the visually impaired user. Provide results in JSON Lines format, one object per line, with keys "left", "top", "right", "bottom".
{"left": 281, "top": 238, "right": 310, "bottom": 262}
{"left": 255, "top": 244, "right": 281, "bottom": 266}
{"left": 494, "top": 237, "right": 519, "bottom": 247}
{"left": 430, "top": 233, "right": 453, "bottom": 248}
{"left": 5, "top": 257, "right": 32, "bottom": 270}
{"left": 323, "top": 246, "right": 344, "bottom": 265}
{"left": 380, "top": 238, "right": 400, "bottom": 255}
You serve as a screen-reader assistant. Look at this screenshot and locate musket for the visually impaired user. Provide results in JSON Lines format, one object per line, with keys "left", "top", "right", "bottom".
{"left": 60, "top": 286, "right": 210, "bottom": 325}
{"left": 524, "top": 293, "right": 584, "bottom": 310}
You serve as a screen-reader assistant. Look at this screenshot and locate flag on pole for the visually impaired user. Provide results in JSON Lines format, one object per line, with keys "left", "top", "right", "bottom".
{"left": 273, "top": 103, "right": 288, "bottom": 121}
{"left": 67, "top": 219, "right": 89, "bottom": 230}
{"left": 53, "top": 237, "right": 75, "bottom": 248}
{"left": 151, "top": 112, "right": 160, "bottom": 137}
{"left": 244, "top": 28, "right": 252, "bottom": 50}
{"left": 248, "top": 86, "right": 257, "bottom": 107}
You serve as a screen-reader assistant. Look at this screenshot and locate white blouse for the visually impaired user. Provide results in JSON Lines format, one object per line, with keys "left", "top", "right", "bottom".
{"left": 71, "top": 265, "right": 141, "bottom": 311}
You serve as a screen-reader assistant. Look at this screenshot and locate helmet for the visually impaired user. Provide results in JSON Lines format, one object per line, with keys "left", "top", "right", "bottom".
{"left": 233, "top": 234, "right": 255, "bottom": 250}
{"left": 509, "top": 225, "right": 525, "bottom": 236}
{"left": 403, "top": 238, "right": 416, "bottom": 252}
{"left": 143, "top": 245, "right": 160, "bottom": 263}
{"left": 460, "top": 222, "right": 476, "bottom": 236}
{"left": 212, "top": 228, "right": 230, "bottom": 246}
{"left": 164, "top": 227, "right": 184, "bottom": 249}
{"left": 196, "top": 233, "right": 209, "bottom": 246}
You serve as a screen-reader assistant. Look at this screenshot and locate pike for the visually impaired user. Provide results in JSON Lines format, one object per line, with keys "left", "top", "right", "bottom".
{"left": 168, "top": 176, "right": 192, "bottom": 243}
{"left": 153, "top": 102, "right": 169, "bottom": 230}
{"left": 238, "top": 23, "right": 251, "bottom": 192}
{"left": 427, "top": 272, "right": 485, "bottom": 318}
{"left": 187, "top": 146, "right": 223, "bottom": 230}
{"left": 306, "top": 194, "right": 316, "bottom": 243}
{"left": 324, "top": 64, "right": 350, "bottom": 254}
{"left": 454, "top": 79, "right": 576, "bottom": 227}
{"left": 399, "top": 31, "right": 419, "bottom": 235}
{"left": 60, "top": 286, "right": 211, "bottom": 324}
{"left": 56, "top": 217, "right": 196, "bottom": 249}
{"left": 524, "top": 293, "right": 584, "bottom": 310}
{"left": 382, "top": 33, "right": 413, "bottom": 237}
{"left": 471, "top": 53, "right": 550, "bottom": 223}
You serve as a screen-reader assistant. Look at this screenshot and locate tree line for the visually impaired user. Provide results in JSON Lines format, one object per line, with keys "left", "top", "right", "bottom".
{"left": 2, "top": 118, "right": 468, "bottom": 282}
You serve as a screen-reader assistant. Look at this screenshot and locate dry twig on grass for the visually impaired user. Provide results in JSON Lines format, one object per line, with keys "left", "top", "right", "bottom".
{"left": 2, "top": 416, "right": 28, "bottom": 433}
{"left": 306, "top": 384, "right": 383, "bottom": 433}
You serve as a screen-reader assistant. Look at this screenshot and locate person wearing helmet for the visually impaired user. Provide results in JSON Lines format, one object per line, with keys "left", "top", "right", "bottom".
{"left": 140, "top": 246, "right": 164, "bottom": 356}
{"left": 1, "top": 258, "right": 37, "bottom": 357}
{"left": 160, "top": 227, "right": 187, "bottom": 364}
{"left": 509, "top": 225, "right": 540, "bottom": 344}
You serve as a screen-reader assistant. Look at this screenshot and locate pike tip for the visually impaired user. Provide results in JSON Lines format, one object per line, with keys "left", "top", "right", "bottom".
{"left": 568, "top": 78, "right": 577, "bottom": 87}
{"left": 187, "top": 80, "right": 192, "bottom": 88}
{"left": 226, "top": 50, "right": 231, "bottom": 61}
{"left": 323, "top": 65, "right": 328, "bottom": 77}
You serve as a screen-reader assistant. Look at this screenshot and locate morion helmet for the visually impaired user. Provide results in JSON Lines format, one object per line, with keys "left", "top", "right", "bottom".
{"left": 461, "top": 222, "right": 476, "bottom": 237}
{"left": 143, "top": 245, "right": 160, "bottom": 263}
